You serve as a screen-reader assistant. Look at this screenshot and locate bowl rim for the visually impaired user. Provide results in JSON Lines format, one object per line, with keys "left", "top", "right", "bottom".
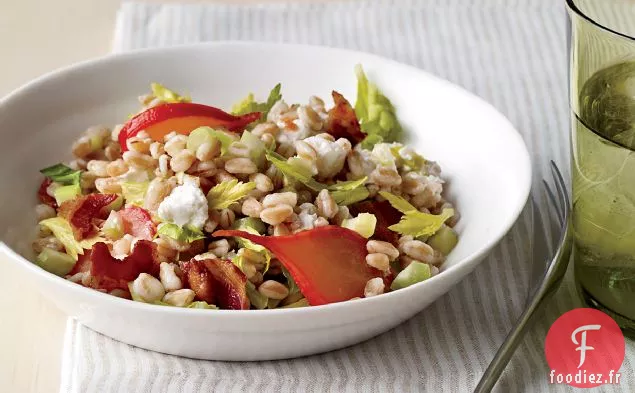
{"left": 0, "top": 41, "right": 532, "bottom": 319}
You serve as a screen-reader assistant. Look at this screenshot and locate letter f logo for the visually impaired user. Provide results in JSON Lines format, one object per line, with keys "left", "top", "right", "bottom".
{"left": 571, "top": 324, "right": 601, "bottom": 368}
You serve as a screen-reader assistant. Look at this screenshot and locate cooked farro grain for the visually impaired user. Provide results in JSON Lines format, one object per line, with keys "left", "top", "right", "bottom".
{"left": 144, "top": 178, "right": 173, "bottom": 211}
{"left": 241, "top": 197, "right": 263, "bottom": 218}
{"left": 110, "top": 124, "right": 123, "bottom": 141}
{"left": 260, "top": 133, "right": 276, "bottom": 150}
{"left": 262, "top": 192, "right": 297, "bottom": 208}
{"left": 439, "top": 202, "right": 460, "bottom": 227}
{"left": 79, "top": 171, "right": 97, "bottom": 190}
{"left": 218, "top": 208, "right": 236, "bottom": 229}
{"left": 366, "top": 240, "right": 399, "bottom": 261}
{"left": 208, "top": 239, "right": 230, "bottom": 258}
{"left": 159, "top": 235, "right": 191, "bottom": 253}
{"left": 333, "top": 205, "right": 351, "bottom": 225}
{"left": 122, "top": 151, "right": 156, "bottom": 169}
{"left": 106, "top": 159, "right": 128, "bottom": 177}
{"left": 272, "top": 223, "right": 291, "bottom": 236}
{"left": 104, "top": 142, "right": 121, "bottom": 161}
{"left": 126, "top": 137, "right": 151, "bottom": 154}
{"left": 298, "top": 105, "right": 323, "bottom": 131}
{"left": 170, "top": 150, "right": 196, "bottom": 172}
{"left": 94, "top": 177, "right": 122, "bottom": 194}
{"left": 280, "top": 291, "right": 305, "bottom": 306}
{"left": 366, "top": 253, "right": 390, "bottom": 272}
{"left": 86, "top": 125, "right": 111, "bottom": 141}
{"left": 86, "top": 160, "right": 109, "bottom": 177}
{"left": 67, "top": 272, "right": 87, "bottom": 284}
{"left": 315, "top": 189, "right": 337, "bottom": 219}
{"left": 149, "top": 141, "right": 165, "bottom": 159}
{"left": 132, "top": 273, "right": 165, "bottom": 303}
{"left": 159, "top": 262, "right": 183, "bottom": 292}
{"left": 68, "top": 158, "right": 88, "bottom": 171}
{"left": 72, "top": 136, "right": 93, "bottom": 158}
{"left": 294, "top": 140, "right": 317, "bottom": 161}
{"left": 260, "top": 205, "right": 294, "bottom": 225}
{"left": 252, "top": 122, "right": 279, "bottom": 137}
{"left": 227, "top": 142, "right": 251, "bottom": 158}
{"left": 162, "top": 289, "right": 195, "bottom": 307}
{"left": 314, "top": 217, "right": 329, "bottom": 227}
{"left": 258, "top": 280, "right": 289, "bottom": 300}
{"left": 364, "top": 278, "right": 385, "bottom": 297}
{"left": 276, "top": 142, "right": 296, "bottom": 158}
{"left": 370, "top": 166, "right": 402, "bottom": 187}
{"left": 400, "top": 239, "right": 435, "bottom": 263}
{"left": 214, "top": 170, "right": 238, "bottom": 183}
{"left": 196, "top": 141, "right": 219, "bottom": 161}
{"left": 248, "top": 271, "right": 264, "bottom": 285}
{"left": 164, "top": 135, "right": 187, "bottom": 157}
{"left": 250, "top": 173, "right": 274, "bottom": 193}
{"left": 112, "top": 236, "right": 132, "bottom": 258}
{"left": 308, "top": 95, "right": 326, "bottom": 113}
{"left": 154, "top": 238, "right": 178, "bottom": 261}
{"left": 158, "top": 154, "right": 171, "bottom": 176}
{"left": 35, "top": 204, "right": 56, "bottom": 221}
{"left": 225, "top": 157, "right": 257, "bottom": 174}
{"left": 32, "top": 236, "right": 64, "bottom": 253}
{"left": 203, "top": 219, "right": 219, "bottom": 234}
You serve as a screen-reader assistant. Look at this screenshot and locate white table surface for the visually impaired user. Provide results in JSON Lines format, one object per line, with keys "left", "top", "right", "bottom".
{"left": 0, "top": 1, "right": 323, "bottom": 392}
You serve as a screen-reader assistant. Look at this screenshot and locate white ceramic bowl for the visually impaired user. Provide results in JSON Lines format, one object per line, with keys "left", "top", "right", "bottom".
{"left": 0, "top": 42, "right": 530, "bottom": 361}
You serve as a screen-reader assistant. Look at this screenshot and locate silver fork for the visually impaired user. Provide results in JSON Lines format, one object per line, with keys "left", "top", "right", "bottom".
{"left": 474, "top": 161, "right": 573, "bottom": 393}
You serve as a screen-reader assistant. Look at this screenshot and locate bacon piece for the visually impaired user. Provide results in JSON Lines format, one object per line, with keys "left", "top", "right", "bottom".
{"left": 350, "top": 200, "right": 401, "bottom": 245}
{"left": 325, "top": 91, "right": 365, "bottom": 144}
{"left": 180, "top": 259, "right": 216, "bottom": 303}
{"left": 59, "top": 194, "right": 118, "bottom": 240}
{"left": 180, "top": 258, "right": 249, "bottom": 310}
{"left": 213, "top": 226, "right": 380, "bottom": 306}
{"left": 69, "top": 240, "right": 159, "bottom": 291}
{"left": 118, "top": 206, "right": 156, "bottom": 240}
{"left": 37, "top": 178, "right": 57, "bottom": 209}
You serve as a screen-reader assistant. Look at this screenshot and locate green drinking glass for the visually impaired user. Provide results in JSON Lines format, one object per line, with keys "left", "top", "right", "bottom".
{"left": 568, "top": 0, "right": 635, "bottom": 336}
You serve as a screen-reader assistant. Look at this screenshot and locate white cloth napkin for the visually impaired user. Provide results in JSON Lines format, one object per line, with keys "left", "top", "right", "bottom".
{"left": 61, "top": 1, "right": 635, "bottom": 392}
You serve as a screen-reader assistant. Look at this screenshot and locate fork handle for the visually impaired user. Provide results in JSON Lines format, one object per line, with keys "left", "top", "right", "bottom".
{"left": 473, "top": 296, "right": 543, "bottom": 393}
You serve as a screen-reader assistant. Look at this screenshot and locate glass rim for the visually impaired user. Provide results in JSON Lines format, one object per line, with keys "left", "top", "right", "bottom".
{"left": 566, "top": 0, "right": 635, "bottom": 43}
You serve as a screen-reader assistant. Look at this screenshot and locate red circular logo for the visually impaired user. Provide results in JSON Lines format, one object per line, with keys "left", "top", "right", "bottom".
{"left": 545, "top": 308, "right": 625, "bottom": 388}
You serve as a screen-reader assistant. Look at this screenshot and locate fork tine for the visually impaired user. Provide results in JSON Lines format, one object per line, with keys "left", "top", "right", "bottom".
{"left": 543, "top": 180, "right": 564, "bottom": 227}
{"left": 550, "top": 161, "right": 570, "bottom": 215}
{"left": 529, "top": 197, "right": 551, "bottom": 295}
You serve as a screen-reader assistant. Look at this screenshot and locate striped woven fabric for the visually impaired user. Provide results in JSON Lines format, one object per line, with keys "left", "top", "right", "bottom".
{"left": 61, "top": 1, "right": 635, "bottom": 391}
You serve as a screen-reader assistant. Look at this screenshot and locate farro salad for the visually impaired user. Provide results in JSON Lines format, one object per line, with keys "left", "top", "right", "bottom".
{"left": 32, "top": 66, "right": 459, "bottom": 310}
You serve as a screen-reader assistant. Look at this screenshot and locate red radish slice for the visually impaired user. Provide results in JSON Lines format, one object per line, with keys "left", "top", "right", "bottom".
{"left": 213, "top": 226, "right": 379, "bottom": 306}
{"left": 118, "top": 102, "right": 260, "bottom": 151}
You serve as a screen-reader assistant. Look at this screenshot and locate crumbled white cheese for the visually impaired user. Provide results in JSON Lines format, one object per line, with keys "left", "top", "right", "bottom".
{"left": 270, "top": 104, "right": 315, "bottom": 144}
{"left": 266, "top": 100, "right": 289, "bottom": 123}
{"left": 370, "top": 143, "right": 398, "bottom": 170}
{"left": 349, "top": 145, "right": 377, "bottom": 178}
{"left": 303, "top": 135, "right": 348, "bottom": 178}
{"left": 276, "top": 117, "right": 314, "bottom": 144}
{"left": 157, "top": 182, "right": 208, "bottom": 229}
